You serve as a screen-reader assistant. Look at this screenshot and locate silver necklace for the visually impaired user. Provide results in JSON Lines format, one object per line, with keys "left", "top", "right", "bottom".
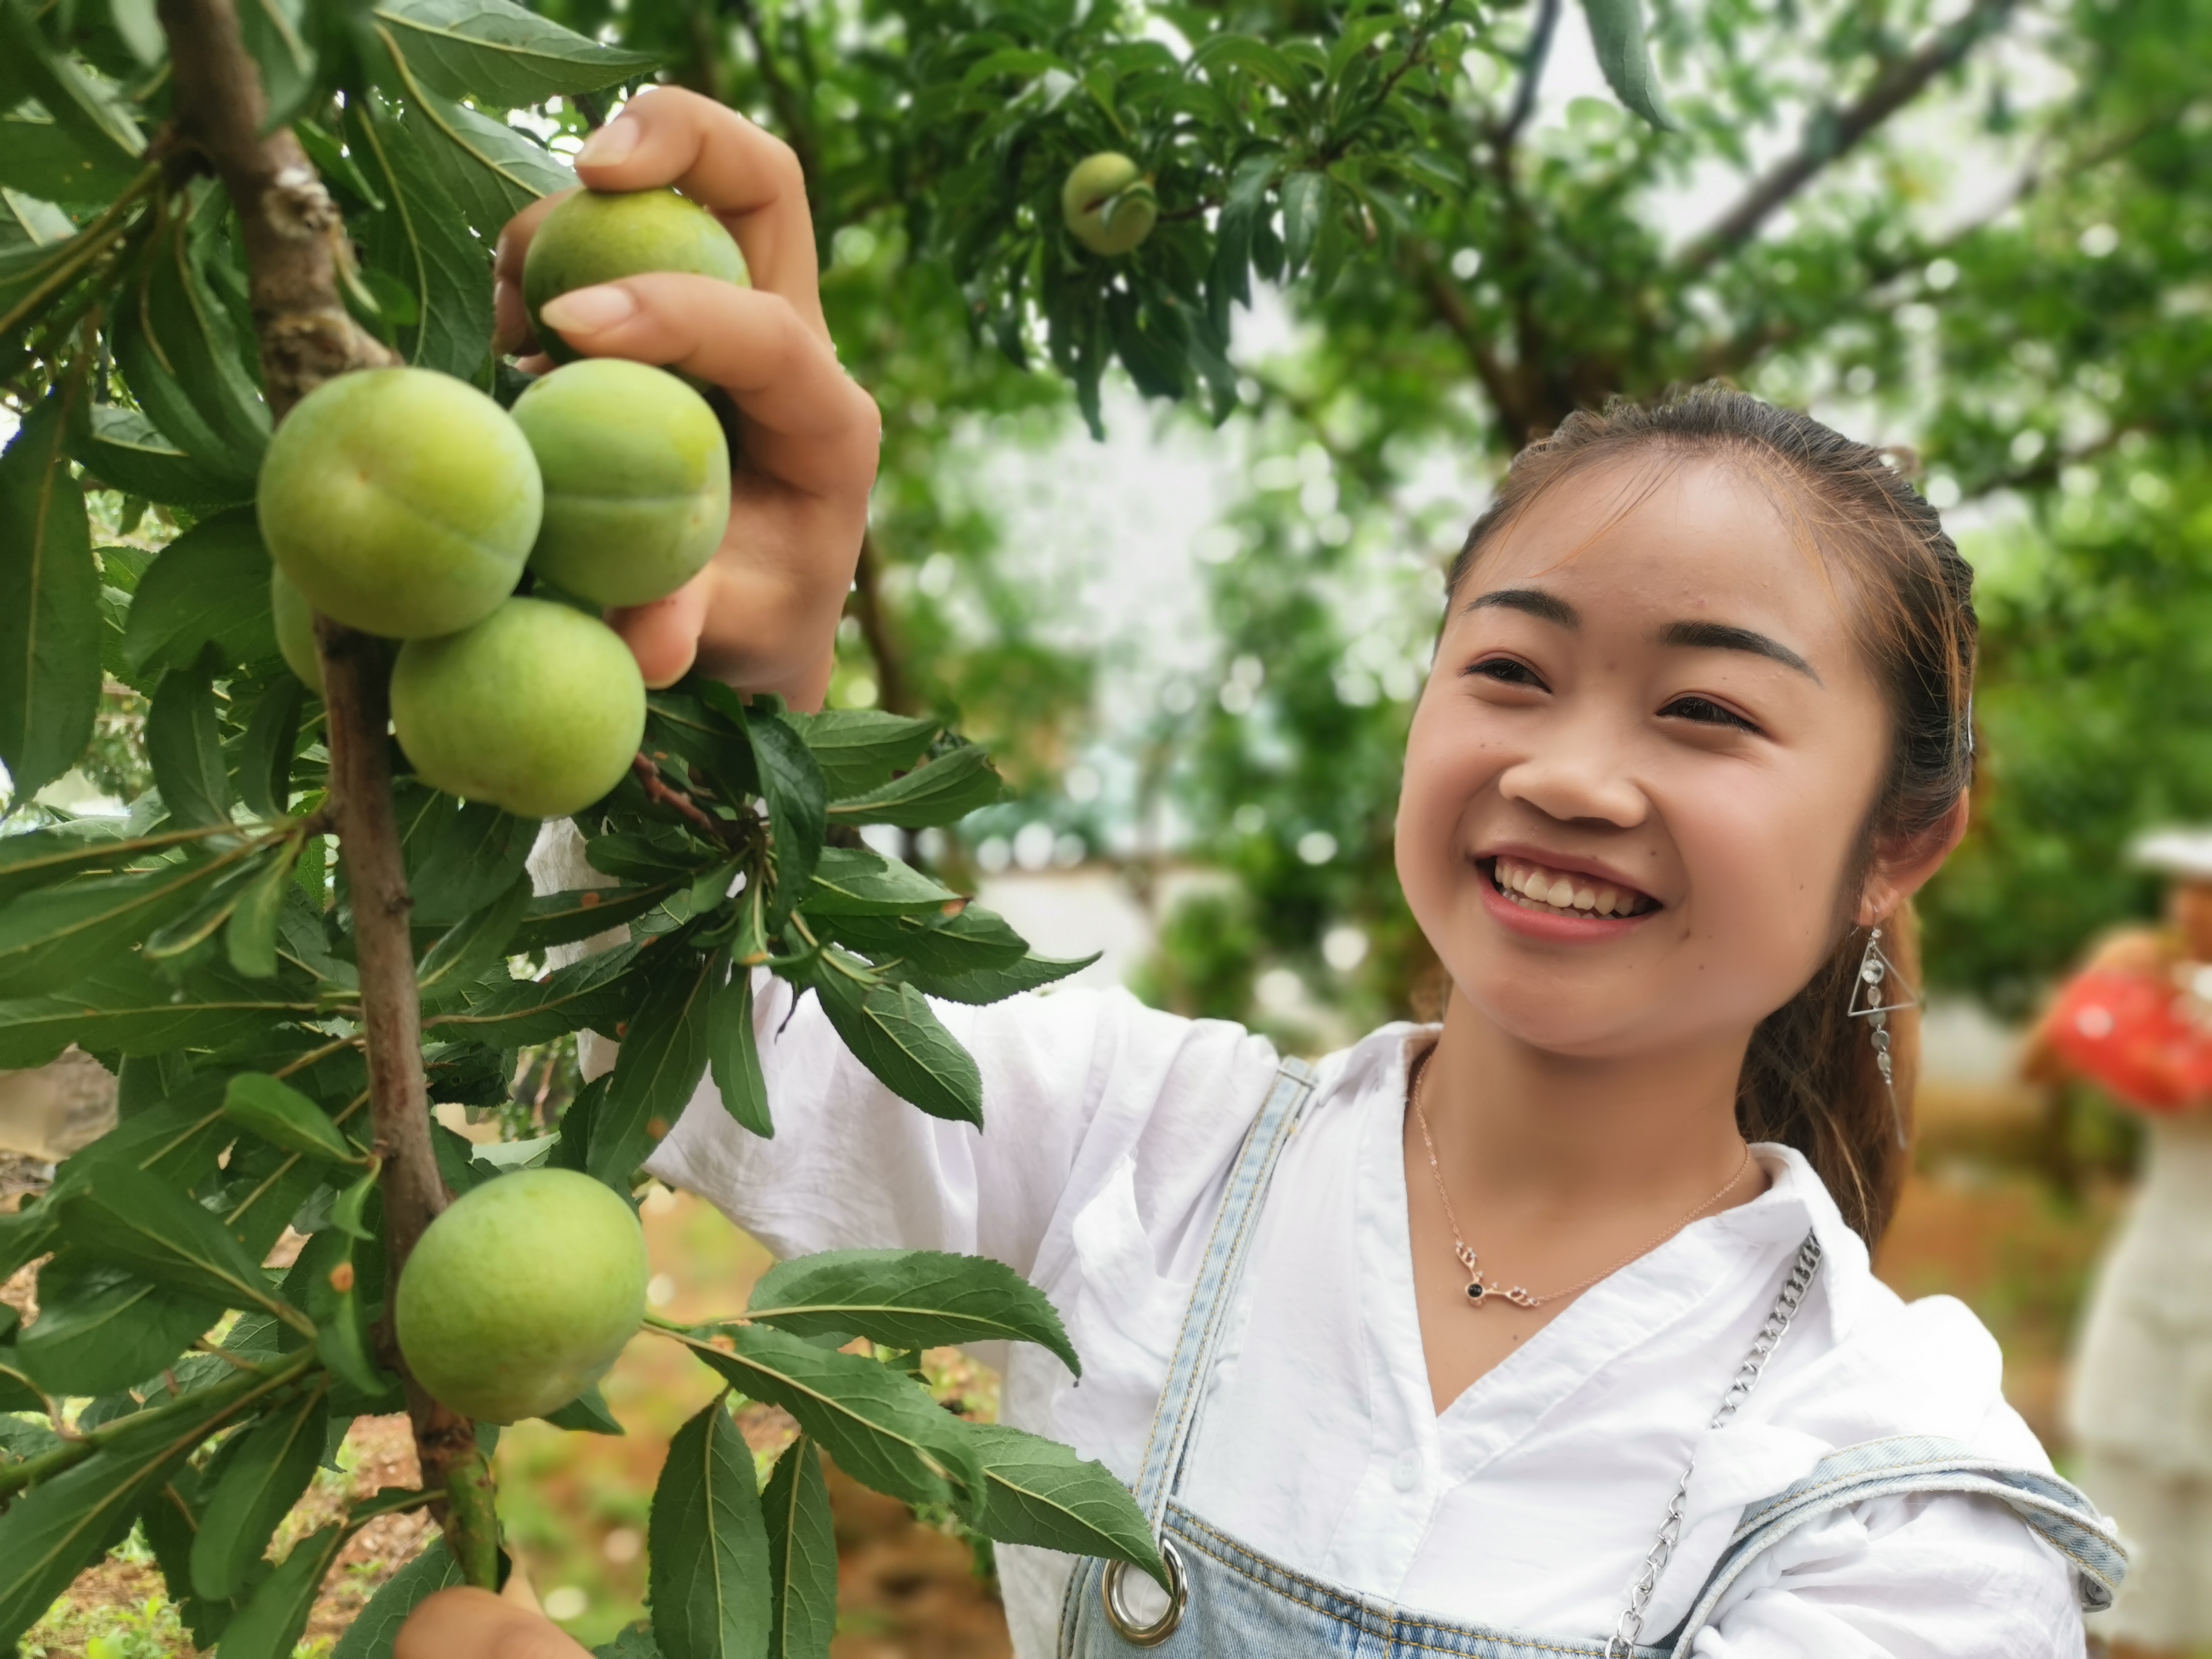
{"left": 1408, "top": 1047, "right": 1754, "bottom": 1310}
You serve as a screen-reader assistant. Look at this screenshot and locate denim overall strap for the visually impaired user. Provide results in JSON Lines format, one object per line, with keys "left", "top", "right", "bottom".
{"left": 1664, "top": 1434, "right": 2128, "bottom": 1651}
{"left": 1127, "top": 1056, "right": 1322, "bottom": 1531}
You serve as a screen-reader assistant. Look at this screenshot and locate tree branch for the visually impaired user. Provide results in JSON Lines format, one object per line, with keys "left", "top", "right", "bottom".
{"left": 1410, "top": 243, "right": 1535, "bottom": 449}
{"left": 155, "top": 0, "right": 492, "bottom": 1586}
{"left": 1492, "top": 0, "right": 1562, "bottom": 156}
{"left": 1674, "top": 0, "right": 2019, "bottom": 279}
{"left": 848, "top": 527, "right": 917, "bottom": 716}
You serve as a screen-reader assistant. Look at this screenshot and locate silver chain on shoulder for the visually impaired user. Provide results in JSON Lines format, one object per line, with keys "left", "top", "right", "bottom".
{"left": 1603, "top": 1231, "right": 1823, "bottom": 1658}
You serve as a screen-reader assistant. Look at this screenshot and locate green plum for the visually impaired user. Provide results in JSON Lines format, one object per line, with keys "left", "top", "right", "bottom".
{"left": 523, "top": 188, "right": 748, "bottom": 364}
{"left": 395, "top": 1168, "right": 649, "bottom": 1424}
{"left": 1062, "top": 153, "right": 1157, "bottom": 256}
{"left": 270, "top": 565, "right": 320, "bottom": 692}
{"left": 511, "top": 359, "right": 731, "bottom": 607}
{"left": 256, "top": 367, "right": 541, "bottom": 639}
{"left": 390, "top": 597, "right": 645, "bottom": 820}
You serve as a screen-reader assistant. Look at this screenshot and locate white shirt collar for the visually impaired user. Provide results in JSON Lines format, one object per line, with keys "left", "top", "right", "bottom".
{"left": 1316, "top": 1021, "right": 1875, "bottom": 1342}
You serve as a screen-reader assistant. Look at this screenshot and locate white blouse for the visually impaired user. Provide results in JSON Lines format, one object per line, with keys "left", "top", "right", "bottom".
{"left": 643, "top": 978, "right": 2089, "bottom": 1658}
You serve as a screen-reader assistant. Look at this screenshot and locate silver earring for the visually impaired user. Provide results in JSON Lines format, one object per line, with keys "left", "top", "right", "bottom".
{"left": 1847, "top": 923, "right": 1918, "bottom": 1149}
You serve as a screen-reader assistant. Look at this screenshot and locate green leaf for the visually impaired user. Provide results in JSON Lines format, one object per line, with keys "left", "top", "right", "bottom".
{"left": 236, "top": 677, "right": 306, "bottom": 822}
{"left": 891, "top": 951, "right": 1100, "bottom": 1008}
{"left": 10, "top": 1261, "right": 222, "bottom": 1396}
{"left": 120, "top": 507, "right": 276, "bottom": 676}
{"left": 541, "top": 1382, "right": 622, "bottom": 1435}
{"left": 190, "top": 1386, "right": 329, "bottom": 1600}
{"left": 811, "top": 971, "right": 982, "bottom": 1125}
{"left": 0, "top": 953, "right": 321, "bottom": 1067}
{"left": 760, "top": 1439, "right": 835, "bottom": 1659}
{"left": 417, "top": 872, "right": 532, "bottom": 1004}
{"left": 211, "top": 1520, "right": 347, "bottom": 1659}
{"left": 748, "top": 1249, "right": 1076, "bottom": 1373}
{"left": 803, "top": 848, "right": 959, "bottom": 917}
{"left": 1581, "top": 0, "right": 1675, "bottom": 130}
{"left": 329, "top": 1541, "right": 466, "bottom": 1659}
{"left": 0, "top": 1369, "right": 266, "bottom": 1649}
{"left": 223, "top": 845, "right": 296, "bottom": 979}
{"left": 0, "top": 857, "right": 235, "bottom": 997}
{"left": 55, "top": 1162, "right": 298, "bottom": 1323}
{"left": 347, "top": 89, "right": 495, "bottom": 380}
{"left": 960, "top": 1423, "right": 1166, "bottom": 1586}
{"left": 0, "top": 1353, "right": 44, "bottom": 1413}
{"left": 146, "top": 659, "right": 234, "bottom": 828}
{"left": 0, "top": 818, "right": 197, "bottom": 906}
{"left": 0, "top": 390, "right": 101, "bottom": 802}
{"left": 384, "top": 63, "right": 574, "bottom": 233}
{"left": 512, "top": 880, "right": 682, "bottom": 954}
{"left": 783, "top": 711, "right": 940, "bottom": 799}
{"left": 707, "top": 963, "right": 771, "bottom": 1138}
{"left": 111, "top": 199, "right": 270, "bottom": 473}
{"left": 1191, "top": 33, "right": 1307, "bottom": 96}
{"left": 705, "top": 688, "right": 824, "bottom": 927}
{"left": 649, "top": 1398, "right": 771, "bottom": 1659}
{"left": 1281, "top": 172, "right": 1327, "bottom": 280}
{"left": 66, "top": 404, "right": 250, "bottom": 510}
{"left": 370, "top": 0, "right": 658, "bottom": 104}
{"left": 236, "top": 0, "right": 318, "bottom": 129}
{"left": 591, "top": 947, "right": 713, "bottom": 1188}
{"left": 425, "top": 940, "right": 647, "bottom": 1048}
{"left": 0, "top": 0, "right": 146, "bottom": 175}
{"left": 0, "top": 104, "right": 141, "bottom": 201}
{"left": 822, "top": 904, "right": 1026, "bottom": 979}
{"left": 824, "top": 745, "right": 1005, "bottom": 830}
{"left": 393, "top": 782, "right": 538, "bottom": 925}
{"left": 223, "top": 1073, "right": 361, "bottom": 1166}
{"left": 691, "top": 1324, "right": 982, "bottom": 1509}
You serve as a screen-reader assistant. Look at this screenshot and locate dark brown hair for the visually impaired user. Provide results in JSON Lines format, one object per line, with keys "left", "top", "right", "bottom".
{"left": 1446, "top": 384, "right": 1976, "bottom": 1242}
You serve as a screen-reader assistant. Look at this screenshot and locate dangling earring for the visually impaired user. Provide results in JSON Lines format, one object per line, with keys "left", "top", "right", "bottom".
{"left": 1848, "top": 923, "right": 1919, "bottom": 1149}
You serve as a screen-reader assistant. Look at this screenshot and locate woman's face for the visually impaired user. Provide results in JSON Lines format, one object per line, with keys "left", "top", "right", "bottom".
{"left": 1396, "top": 455, "right": 1900, "bottom": 1059}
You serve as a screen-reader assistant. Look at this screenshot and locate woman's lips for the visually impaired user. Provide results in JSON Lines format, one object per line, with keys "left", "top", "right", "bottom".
{"left": 1476, "top": 854, "right": 1658, "bottom": 942}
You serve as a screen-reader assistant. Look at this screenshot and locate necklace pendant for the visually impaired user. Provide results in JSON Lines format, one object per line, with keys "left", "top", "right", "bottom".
{"left": 1464, "top": 1277, "right": 1489, "bottom": 1306}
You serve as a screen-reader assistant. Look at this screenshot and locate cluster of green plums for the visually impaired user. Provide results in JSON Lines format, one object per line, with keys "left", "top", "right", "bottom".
{"left": 260, "top": 187, "right": 746, "bottom": 820}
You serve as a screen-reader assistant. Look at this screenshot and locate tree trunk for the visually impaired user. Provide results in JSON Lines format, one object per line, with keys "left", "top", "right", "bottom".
{"left": 155, "top": 0, "right": 497, "bottom": 1587}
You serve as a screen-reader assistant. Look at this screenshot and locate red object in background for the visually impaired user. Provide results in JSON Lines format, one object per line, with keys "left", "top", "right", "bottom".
{"left": 2041, "top": 967, "right": 2212, "bottom": 1114}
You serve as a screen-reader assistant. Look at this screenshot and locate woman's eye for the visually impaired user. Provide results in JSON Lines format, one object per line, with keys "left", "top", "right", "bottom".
{"left": 1466, "top": 656, "right": 1547, "bottom": 690}
{"left": 1661, "top": 695, "right": 1760, "bottom": 733}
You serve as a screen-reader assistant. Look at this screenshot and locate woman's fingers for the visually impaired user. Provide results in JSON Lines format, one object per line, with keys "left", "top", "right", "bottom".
{"left": 609, "top": 574, "right": 713, "bottom": 690}
{"left": 492, "top": 192, "right": 563, "bottom": 355}
{"left": 534, "top": 272, "right": 879, "bottom": 500}
{"left": 394, "top": 1589, "right": 590, "bottom": 1659}
{"left": 569, "top": 87, "right": 825, "bottom": 340}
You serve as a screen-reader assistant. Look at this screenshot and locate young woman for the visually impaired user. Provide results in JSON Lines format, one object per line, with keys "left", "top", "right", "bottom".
{"left": 400, "top": 89, "right": 2123, "bottom": 1659}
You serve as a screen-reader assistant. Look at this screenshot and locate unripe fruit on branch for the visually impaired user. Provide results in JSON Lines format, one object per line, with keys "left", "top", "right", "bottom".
{"left": 256, "top": 367, "right": 541, "bottom": 639}
{"left": 270, "top": 565, "right": 320, "bottom": 694}
{"left": 1062, "top": 153, "right": 1158, "bottom": 257}
{"left": 523, "top": 188, "right": 748, "bottom": 364}
{"left": 511, "top": 359, "right": 731, "bottom": 608}
{"left": 390, "top": 597, "right": 646, "bottom": 820}
{"left": 395, "top": 1168, "right": 649, "bottom": 1424}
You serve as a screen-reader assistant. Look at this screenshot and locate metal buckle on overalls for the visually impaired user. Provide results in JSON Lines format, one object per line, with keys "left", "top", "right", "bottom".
{"left": 1102, "top": 1540, "right": 1187, "bottom": 1647}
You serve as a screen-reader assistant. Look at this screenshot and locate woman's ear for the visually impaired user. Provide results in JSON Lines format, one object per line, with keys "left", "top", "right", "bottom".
{"left": 1855, "top": 793, "right": 1970, "bottom": 927}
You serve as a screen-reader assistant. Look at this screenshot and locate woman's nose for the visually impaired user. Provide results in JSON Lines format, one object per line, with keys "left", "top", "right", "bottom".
{"left": 1494, "top": 723, "right": 1650, "bottom": 829}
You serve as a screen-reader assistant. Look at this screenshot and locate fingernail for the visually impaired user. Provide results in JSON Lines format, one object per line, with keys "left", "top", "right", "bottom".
{"left": 539, "top": 286, "right": 636, "bottom": 333}
{"left": 575, "top": 118, "right": 640, "bottom": 167}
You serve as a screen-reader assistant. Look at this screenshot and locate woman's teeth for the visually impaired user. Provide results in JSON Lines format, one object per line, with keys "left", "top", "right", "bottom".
{"left": 1490, "top": 856, "right": 1653, "bottom": 918}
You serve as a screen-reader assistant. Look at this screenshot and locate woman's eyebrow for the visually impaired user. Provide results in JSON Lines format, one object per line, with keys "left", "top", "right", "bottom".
{"left": 1466, "top": 587, "right": 1578, "bottom": 626}
{"left": 1660, "top": 620, "right": 1820, "bottom": 682}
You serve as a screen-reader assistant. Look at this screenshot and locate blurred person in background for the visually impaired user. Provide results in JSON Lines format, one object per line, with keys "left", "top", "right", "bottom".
{"left": 2026, "top": 828, "right": 2212, "bottom": 1659}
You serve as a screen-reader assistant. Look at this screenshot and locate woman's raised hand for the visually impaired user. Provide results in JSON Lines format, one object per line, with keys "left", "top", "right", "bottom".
{"left": 495, "top": 87, "right": 880, "bottom": 707}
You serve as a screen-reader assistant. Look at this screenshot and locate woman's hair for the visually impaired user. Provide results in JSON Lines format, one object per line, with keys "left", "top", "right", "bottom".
{"left": 1446, "top": 384, "right": 1976, "bottom": 1242}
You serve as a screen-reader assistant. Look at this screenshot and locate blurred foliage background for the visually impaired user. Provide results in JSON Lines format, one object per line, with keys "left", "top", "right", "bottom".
{"left": 517, "top": 0, "right": 2212, "bottom": 1040}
